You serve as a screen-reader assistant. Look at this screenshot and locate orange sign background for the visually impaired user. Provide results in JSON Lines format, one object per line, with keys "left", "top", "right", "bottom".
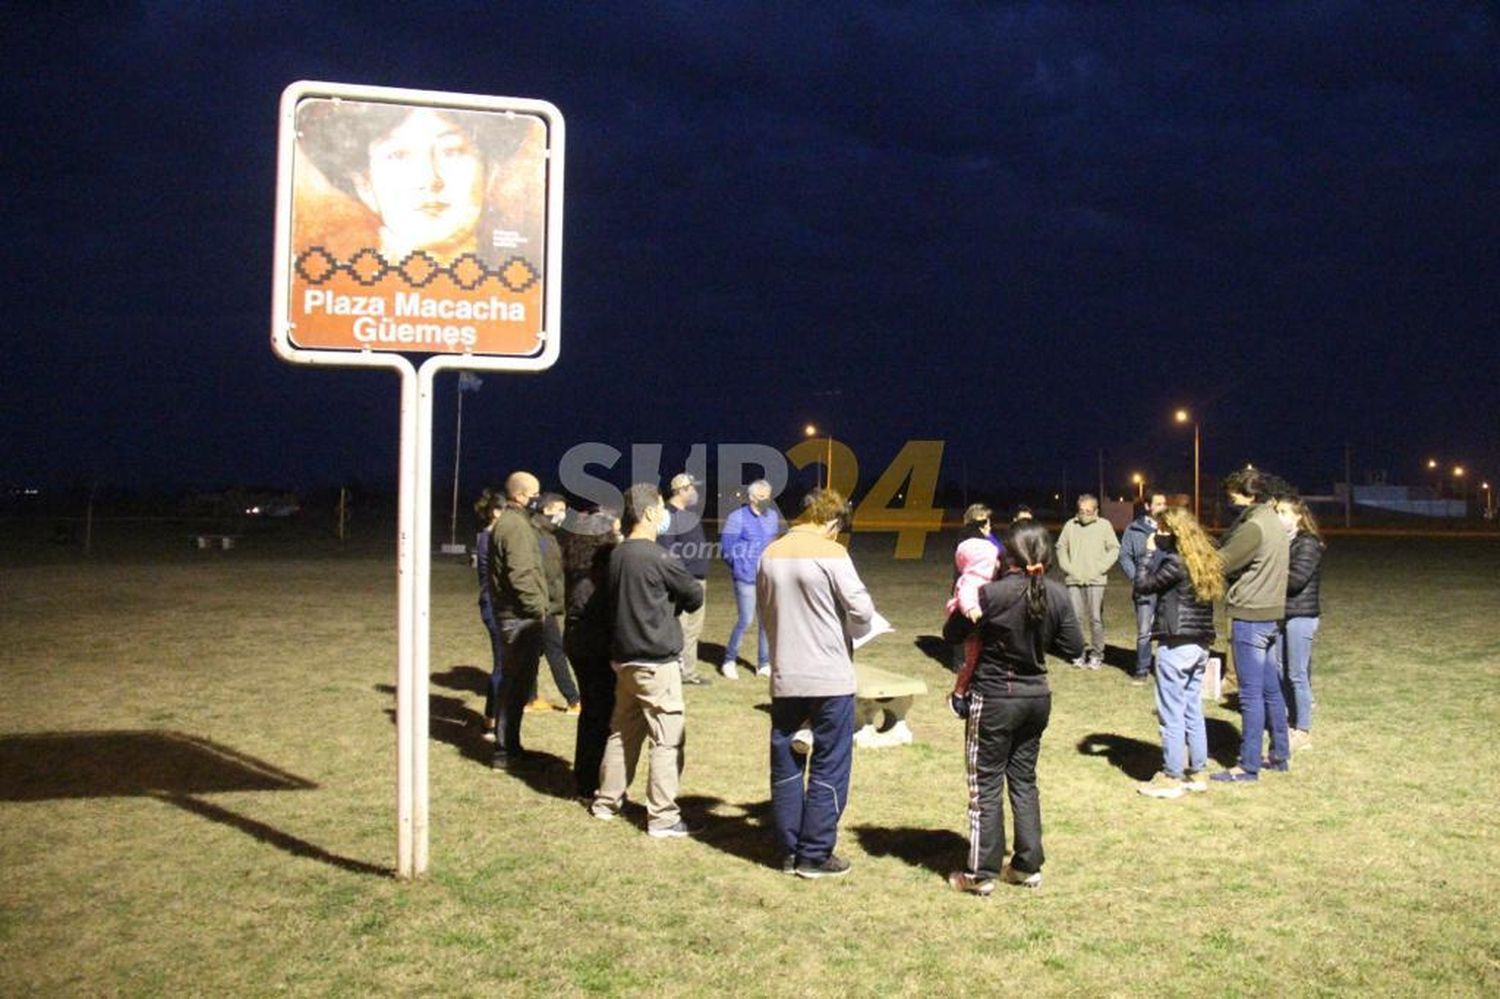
{"left": 288, "top": 98, "right": 549, "bottom": 355}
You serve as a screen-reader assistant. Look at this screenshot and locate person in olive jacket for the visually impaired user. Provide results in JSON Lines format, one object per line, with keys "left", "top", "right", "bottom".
{"left": 1056, "top": 494, "right": 1119, "bottom": 669}
{"left": 1275, "top": 496, "right": 1325, "bottom": 752}
{"left": 487, "top": 471, "right": 550, "bottom": 769}
{"left": 1212, "top": 468, "right": 1293, "bottom": 783}
{"left": 1132, "top": 506, "right": 1225, "bottom": 798}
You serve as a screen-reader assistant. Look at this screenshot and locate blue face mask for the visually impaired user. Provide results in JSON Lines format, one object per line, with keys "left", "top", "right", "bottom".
{"left": 657, "top": 509, "right": 672, "bottom": 536}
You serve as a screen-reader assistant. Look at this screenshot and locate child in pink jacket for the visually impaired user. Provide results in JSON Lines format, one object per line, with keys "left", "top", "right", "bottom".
{"left": 947, "top": 537, "right": 999, "bottom": 715}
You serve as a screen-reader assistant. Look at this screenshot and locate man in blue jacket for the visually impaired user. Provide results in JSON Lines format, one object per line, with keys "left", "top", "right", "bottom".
{"left": 718, "top": 479, "right": 784, "bottom": 679}
{"left": 1118, "top": 492, "right": 1167, "bottom": 684}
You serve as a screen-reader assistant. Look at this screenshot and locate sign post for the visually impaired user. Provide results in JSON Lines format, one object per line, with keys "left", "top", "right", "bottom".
{"left": 271, "top": 80, "right": 565, "bottom": 878}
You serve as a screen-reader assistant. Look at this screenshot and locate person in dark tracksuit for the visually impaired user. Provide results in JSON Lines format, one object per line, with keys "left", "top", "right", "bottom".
{"left": 487, "top": 471, "right": 549, "bottom": 770}
{"left": 944, "top": 521, "right": 1083, "bottom": 895}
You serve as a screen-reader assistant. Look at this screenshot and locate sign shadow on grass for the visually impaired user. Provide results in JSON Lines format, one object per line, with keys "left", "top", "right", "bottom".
{"left": 0, "top": 730, "right": 388, "bottom": 878}
{"left": 1077, "top": 720, "right": 1241, "bottom": 781}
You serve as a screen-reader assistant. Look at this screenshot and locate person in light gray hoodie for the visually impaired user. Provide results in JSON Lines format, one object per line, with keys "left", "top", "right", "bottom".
{"left": 1055, "top": 494, "right": 1120, "bottom": 668}
{"left": 757, "top": 489, "right": 877, "bottom": 879}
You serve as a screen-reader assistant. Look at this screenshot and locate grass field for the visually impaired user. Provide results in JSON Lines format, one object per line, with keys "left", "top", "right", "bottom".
{"left": 2, "top": 522, "right": 1497, "bottom": 996}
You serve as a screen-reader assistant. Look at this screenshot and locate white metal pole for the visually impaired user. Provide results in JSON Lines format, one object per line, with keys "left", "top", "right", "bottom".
{"left": 395, "top": 361, "right": 419, "bottom": 879}
{"left": 412, "top": 360, "right": 440, "bottom": 875}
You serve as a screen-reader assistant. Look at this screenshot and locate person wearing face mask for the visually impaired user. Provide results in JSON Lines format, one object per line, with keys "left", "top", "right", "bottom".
{"left": 591, "top": 484, "right": 704, "bottom": 838}
{"left": 1119, "top": 493, "right": 1170, "bottom": 685}
{"left": 658, "top": 473, "right": 712, "bottom": 685}
{"left": 1055, "top": 495, "right": 1120, "bottom": 669}
{"left": 1275, "top": 496, "right": 1325, "bottom": 753}
{"left": 524, "top": 493, "right": 581, "bottom": 714}
{"left": 719, "top": 479, "right": 785, "bottom": 679}
{"left": 1132, "top": 507, "right": 1224, "bottom": 798}
{"left": 758, "top": 489, "right": 877, "bottom": 878}
{"left": 487, "top": 471, "right": 549, "bottom": 770}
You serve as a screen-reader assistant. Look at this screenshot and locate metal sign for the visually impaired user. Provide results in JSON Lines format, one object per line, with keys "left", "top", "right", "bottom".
{"left": 269, "top": 81, "right": 565, "bottom": 879}
{"left": 273, "top": 81, "right": 563, "bottom": 369}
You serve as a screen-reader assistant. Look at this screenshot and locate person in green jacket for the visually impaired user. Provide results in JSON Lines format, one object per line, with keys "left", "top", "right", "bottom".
{"left": 487, "top": 471, "right": 550, "bottom": 769}
{"left": 1212, "top": 468, "right": 1294, "bottom": 783}
{"left": 1055, "top": 495, "right": 1120, "bottom": 669}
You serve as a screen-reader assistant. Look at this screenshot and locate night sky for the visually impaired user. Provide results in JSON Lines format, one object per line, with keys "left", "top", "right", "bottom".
{"left": 4, "top": 3, "right": 1496, "bottom": 508}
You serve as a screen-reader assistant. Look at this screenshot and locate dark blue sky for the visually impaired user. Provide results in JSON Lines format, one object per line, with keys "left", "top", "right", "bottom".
{"left": 4, "top": 3, "right": 1495, "bottom": 505}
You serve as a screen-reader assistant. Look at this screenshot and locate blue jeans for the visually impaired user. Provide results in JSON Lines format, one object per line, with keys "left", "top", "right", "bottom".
{"left": 1232, "top": 619, "right": 1288, "bottom": 773}
{"left": 481, "top": 604, "right": 505, "bottom": 721}
{"left": 725, "top": 579, "right": 770, "bottom": 668}
{"left": 1281, "top": 616, "right": 1319, "bottom": 731}
{"left": 1134, "top": 596, "right": 1157, "bottom": 676}
{"left": 1155, "top": 643, "right": 1208, "bottom": 777}
{"left": 770, "top": 695, "right": 855, "bottom": 865}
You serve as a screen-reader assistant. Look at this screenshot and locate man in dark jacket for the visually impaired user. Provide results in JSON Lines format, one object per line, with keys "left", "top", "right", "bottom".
{"left": 1119, "top": 493, "right": 1167, "bottom": 683}
{"left": 592, "top": 483, "right": 704, "bottom": 838}
{"left": 488, "top": 471, "right": 549, "bottom": 769}
{"left": 659, "top": 472, "right": 712, "bottom": 685}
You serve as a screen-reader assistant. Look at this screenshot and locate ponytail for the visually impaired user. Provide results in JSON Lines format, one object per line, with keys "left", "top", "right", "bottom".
{"left": 1004, "top": 523, "right": 1054, "bottom": 627}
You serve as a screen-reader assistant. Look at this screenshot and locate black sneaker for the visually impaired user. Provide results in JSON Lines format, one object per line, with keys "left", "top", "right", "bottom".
{"left": 795, "top": 854, "right": 852, "bottom": 879}
{"left": 647, "top": 820, "right": 696, "bottom": 839}
{"left": 780, "top": 854, "right": 797, "bottom": 875}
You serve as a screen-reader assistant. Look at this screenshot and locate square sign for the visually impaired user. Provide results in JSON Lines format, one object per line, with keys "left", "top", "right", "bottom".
{"left": 272, "top": 82, "right": 564, "bottom": 368}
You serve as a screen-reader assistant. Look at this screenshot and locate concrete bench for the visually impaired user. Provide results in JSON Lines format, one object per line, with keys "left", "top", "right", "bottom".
{"left": 192, "top": 534, "right": 238, "bottom": 550}
{"left": 852, "top": 663, "right": 927, "bottom": 749}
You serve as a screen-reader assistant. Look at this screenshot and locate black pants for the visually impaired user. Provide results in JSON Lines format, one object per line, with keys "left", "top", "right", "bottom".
{"left": 963, "top": 692, "right": 1050, "bottom": 878}
{"left": 572, "top": 663, "right": 615, "bottom": 798}
{"left": 494, "top": 619, "right": 543, "bottom": 756}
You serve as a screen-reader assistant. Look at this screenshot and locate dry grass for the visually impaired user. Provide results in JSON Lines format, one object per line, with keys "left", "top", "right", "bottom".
{"left": 1, "top": 524, "right": 1497, "bottom": 995}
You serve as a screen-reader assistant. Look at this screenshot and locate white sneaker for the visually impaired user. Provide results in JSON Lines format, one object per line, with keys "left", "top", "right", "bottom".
{"left": 755, "top": 664, "right": 771, "bottom": 677}
{"left": 720, "top": 662, "right": 739, "bottom": 681}
{"left": 1001, "top": 863, "right": 1042, "bottom": 888}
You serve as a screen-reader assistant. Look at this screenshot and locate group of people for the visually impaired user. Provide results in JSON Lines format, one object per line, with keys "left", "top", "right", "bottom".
{"left": 475, "top": 471, "right": 875, "bottom": 875}
{"left": 471, "top": 463, "right": 1326, "bottom": 894}
{"left": 937, "top": 467, "right": 1326, "bottom": 894}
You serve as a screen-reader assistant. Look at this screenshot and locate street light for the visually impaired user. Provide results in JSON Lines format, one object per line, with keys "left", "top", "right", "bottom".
{"left": 1453, "top": 465, "right": 1468, "bottom": 512}
{"left": 1483, "top": 481, "right": 1494, "bottom": 519}
{"left": 1174, "top": 409, "right": 1200, "bottom": 519}
{"left": 1131, "top": 472, "right": 1144, "bottom": 501}
{"left": 804, "top": 424, "right": 833, "bottom": 490}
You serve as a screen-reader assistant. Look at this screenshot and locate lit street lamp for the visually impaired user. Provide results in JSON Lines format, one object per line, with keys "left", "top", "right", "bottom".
{"left": 804, "top": 424, "right": 833, "bottom": 490}
{"left": 1174, "top": 409, "right": 1200, "bottom": 518}
{"left": 1131, "top": 472, "right": 1144, "bottom": 501}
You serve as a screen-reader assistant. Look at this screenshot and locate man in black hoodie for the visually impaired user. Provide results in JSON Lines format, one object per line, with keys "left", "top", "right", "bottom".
{"left": 591, "top": 483, "right": 704, "bottom": 838}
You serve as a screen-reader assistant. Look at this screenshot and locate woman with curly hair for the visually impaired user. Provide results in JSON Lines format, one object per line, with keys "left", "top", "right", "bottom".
{"left": 558, "top": 510, "right": 621, "bottom": 800}
{"left": 942, "top": 521, "right": 1083, "bottom": 894}
{"left": 1133, "top": 507, "right": 1224, "bottom": 798}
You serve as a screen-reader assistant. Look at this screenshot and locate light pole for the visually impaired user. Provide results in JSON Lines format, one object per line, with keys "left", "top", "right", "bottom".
{"left": 1482, "top": 480, "right": 1494, "bottom": 519}
{"left": 1453, "top": 466, "right": 1467, "bottom": 514}
{"left": 1427, "top": 458, "right": 1440, "bottom": 497}
{"left": 1131, "top": 472, "right": 1144, "bottom": 502}
{"left": 804, "top": 424, "right": 832, "bottom": 490}
{"left": 1174, "top": 409, "right": 1200, "bottom": 519}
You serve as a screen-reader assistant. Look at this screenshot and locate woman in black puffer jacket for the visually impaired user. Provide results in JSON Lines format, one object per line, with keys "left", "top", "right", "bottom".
{"left": 1275, "top": 497, "right": 1324, "bottom": 752}
{"left": 1132, "top": 506, "right": 1225, "bottom": 799}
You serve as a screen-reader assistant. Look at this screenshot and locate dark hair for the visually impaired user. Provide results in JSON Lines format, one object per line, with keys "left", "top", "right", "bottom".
{"left": 1002, "top": 521, "right": 1055, "bottom": 627}
{"left": 622, "top": 483, "right": 662, "bottom": 533}
{"left": 297, "top": 102, "right": 526, "bottom": 200}
{"left": 1222, "top": 468, "right": 1295, "bottom": 503}
{"left": 472, "top": 487, "right": 501, "bottom": 529}
{"left": 537, "top": 492, "right": 566, "bottom": 510}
